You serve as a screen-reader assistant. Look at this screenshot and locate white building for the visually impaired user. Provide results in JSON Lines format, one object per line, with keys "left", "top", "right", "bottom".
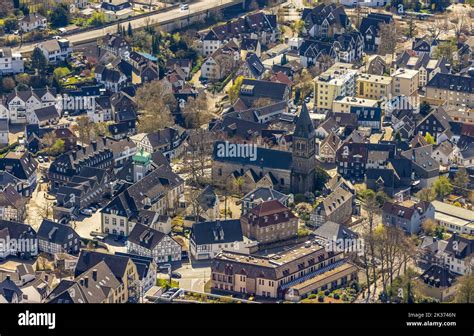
{"left": 127, "top": 224, "right": 181, "bottom": 264}
{"left": 19, "top": 14, "right": 47, "bottom": 33}
{"left": 0, "top": 47, "right": 24, "bottom": 75}
{"left": 36, "top": 39, "right": 73, "bottom": 64}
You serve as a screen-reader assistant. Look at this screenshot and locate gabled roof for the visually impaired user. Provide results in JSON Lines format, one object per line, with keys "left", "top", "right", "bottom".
{"left": 75, "top": 250, "right": 131, "bottom": 283}
{"left": 427, "top": 73, "right": 474, "bottom": 93}
{"left": 191, "top": 219, "right": 243, "bottom": 245}
{"left": 314, "top": 221, "right": 357, "bottom": 241}
{"left": 37, "top": 220, "right": 79, "bottom": 244}
{"left": 128, "top": 223, "right": 170, "bottom": 250}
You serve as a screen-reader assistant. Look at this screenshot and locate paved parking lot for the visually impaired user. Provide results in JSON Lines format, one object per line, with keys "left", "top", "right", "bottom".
{"left": 157, "top": 259, "right": 212, "bottom": 292}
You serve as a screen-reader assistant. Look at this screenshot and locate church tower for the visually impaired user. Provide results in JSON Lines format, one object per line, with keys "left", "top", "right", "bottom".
{"left": 133, "top": 149, "right": 151, "bottom": 182}
{"left": 291, "top": 104, "right": 316, "bottom": 194}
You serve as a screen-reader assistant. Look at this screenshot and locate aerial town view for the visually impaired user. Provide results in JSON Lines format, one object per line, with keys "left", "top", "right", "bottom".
{"left": 0, "top": 0, "right": 473, "bottom": 319}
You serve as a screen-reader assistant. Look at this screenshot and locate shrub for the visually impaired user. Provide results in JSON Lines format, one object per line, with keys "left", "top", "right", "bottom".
{"left": 333, "top": 294, "right": 340, "bottom": 300}
{"left": 317, "top": 295, "right": 324, "bottom": 302}
{"left": 308, "top": 294, "right": 317, "bottom": 299}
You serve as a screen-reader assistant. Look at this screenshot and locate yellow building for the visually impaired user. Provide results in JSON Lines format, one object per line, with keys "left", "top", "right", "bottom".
{"left": 356, "top": 73, "right": 392, "bottom": 100}
{"left": 391, "top": 68, "right": 419, "bottom": 97}
{"left": 314, "top": 63, "right": 358, "bottom": 111}
{"left": 332, "top": 96, "right": 379, "bottom": 113}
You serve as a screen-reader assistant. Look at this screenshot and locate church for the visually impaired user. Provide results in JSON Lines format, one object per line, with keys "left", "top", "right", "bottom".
{"left": 211, "top": 104, "right": 317, "bottom": 195}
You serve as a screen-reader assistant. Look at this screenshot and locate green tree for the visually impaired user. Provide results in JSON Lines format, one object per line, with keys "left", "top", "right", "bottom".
{"left": 1, "top": 77, "right": 16, "bottom": 92}
{"left": 31, "top": 47, "right": 47, "bottom": 74}
{"left": 424, "top": 132, "right": 435, "bottom": 145}
{"left": 228, "top": 76, "right": 244, "bottom": 104}
{"left": 49, "top": 139, "right": 65, "bottom": 155}
{"left": 4, "top": 18, "right": 18, "bottom": 32}
{"left": 87, "top": 12, "right": 106, "bottom": 27}
{"left": 53, "top": 67, "right": 70, "bottom": 79}
{"left": 432, "top": 176, "right": 453, "bottom": 200}
{"left": 127, "top": 22, "right": 133, "bottom": 37}
{"left": 416, "top": 188, "right": 436, "bottom": 202}
{"left": 50, "top": 3, "right": 70, "bottom": 28}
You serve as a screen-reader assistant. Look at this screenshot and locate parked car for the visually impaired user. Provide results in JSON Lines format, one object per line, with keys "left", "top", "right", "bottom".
{"left": 171, "top": 272, "right": 182, "bottom": 279}
{"left": 180, "top": 4, "right": 189, "bottom": 10}
{"left": 80, "top": 208, "right": 93, "bottom": 216}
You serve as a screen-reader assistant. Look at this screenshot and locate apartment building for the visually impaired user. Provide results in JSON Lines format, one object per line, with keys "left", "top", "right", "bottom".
{"left": 391, "top": 68, "right": 419, "bottom": 97}
{"left": 240, "top": 200, "right": 298, "bottom": 245}
{"left": 211, "top": 242, "right": 359, "bottom": 301}
{"left": 425, "top": 73, "right": 474, "bottom": 108}
{"left": 356, "top": 73, "right": 392, "bottom": 100}
{"left": 0, "top": 47, "right": 24, "bottom": 75}
{"left": 332, "top": 96, "right": 379, "bottom": 113}
{"left": 314, "top": 63, "right": 357, "bottom": 111}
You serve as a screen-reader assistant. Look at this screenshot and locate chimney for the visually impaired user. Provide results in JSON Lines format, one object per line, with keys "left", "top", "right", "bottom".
{"left": 84, "top": 277, "right": 88, "bottom": 288}
{"left": 102, "top": 137, "right": 107, "bottom": 146}
{"left": 91, "top": 140, "right": 97, "bottom": 151}
{"left": 92, "top": 269, "right": 97, "bottom": 282}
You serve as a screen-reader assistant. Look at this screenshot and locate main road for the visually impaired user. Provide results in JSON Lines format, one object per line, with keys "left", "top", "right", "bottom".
{"left": 13, "top": 0, "right": 243, "bottom": 54}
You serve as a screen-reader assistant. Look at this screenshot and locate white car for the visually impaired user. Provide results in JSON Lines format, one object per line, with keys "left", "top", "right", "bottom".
{"left": 180, "top": 4, "right": 189, "bottom": 10}
{"left": 80, "top": 208, "right": 93, "bottom": 216}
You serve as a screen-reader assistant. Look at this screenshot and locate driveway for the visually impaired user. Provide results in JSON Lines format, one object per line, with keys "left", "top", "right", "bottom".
{"left": 157, "top": 259, "right": 212, "bottom": 292}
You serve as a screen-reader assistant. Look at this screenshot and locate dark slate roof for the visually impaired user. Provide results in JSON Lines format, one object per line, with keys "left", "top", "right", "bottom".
{"left": 115, "top": 253, "right": 155, "bottom": 281}
{"left": 445, "top": 234, "right": 474, "bottom": 260}
{"left": 420, "top": 264, "right": 457, "bottom": 288}
{"left": 212, "top": 141, "right": 292, "bottom": 171}
{"left": 293, "top": 104, "right": 315, "bottom": 139}
{"left": 0, "top": 278, "right": 22, "bottom": 303}
{"left": 241, "top": 187, "right": 289, "bottom": 204}
{"left": 34, "top": 105, "right": 59, "bottom": 122}
{"left": 240, "top": 78, "right": 288, "bottom": 101}
{"left": 190, "top": 219, "right": 243, "bottom": 245}
{"left": 75, "top": 250, "right": 130, "bottom": 282}
{"left": 314, "top": 221, "right": 357, "bottom": 241}
{"left": 245, "top": 53, "right": 265, "bottom": 78}
{"left": 350, "top": 106, "right": 382, "bottom": 122}
{"left": 426, "top": 73, "right": 474, "bottom": 93}
{"left": 197, "top": 185, "right": 218, "bottom": 211}
{"left": 0, "top": 219, "right": 36, "bottom": 240}
{"left": 37, "top": 220, "right": 79, "bottom": 244}
{"left": 0, "top": 152, "right": 38, "bottom": 181}
{"left": 128, "top": 223, "right": 170, "bottom": 250}
{"left": 382, "top": 202, "right": 415, "bottom": 220}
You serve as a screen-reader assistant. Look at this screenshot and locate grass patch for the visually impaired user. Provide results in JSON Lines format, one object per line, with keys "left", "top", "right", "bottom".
{"left": 156, "top": 278, "right": 179, "bottom": 289}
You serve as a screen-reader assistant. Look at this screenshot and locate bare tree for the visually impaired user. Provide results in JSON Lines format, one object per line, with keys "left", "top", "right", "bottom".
{"left": 426, "top": 15, "right": 449, "bottom": 40}
{"left": 378, "top": 21, "right": 397, "bottom": 56}
{"left": 72, "top": 116, "right": 95, "bottom": 145}
{"left": 214, "top": 53, "right": 235, "bottom": 80}
{"left": 136, "top": 80, "right": 177, "bottom": 133}
{"left": 182, "top": 93, "right": 212, "bottom": 129}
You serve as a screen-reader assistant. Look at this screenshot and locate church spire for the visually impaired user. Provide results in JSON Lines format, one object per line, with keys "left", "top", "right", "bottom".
{"left": 293, "top": 103, "right": 315, "bottom": 139}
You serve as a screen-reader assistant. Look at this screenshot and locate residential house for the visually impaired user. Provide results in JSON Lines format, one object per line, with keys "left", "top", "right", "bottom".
{"left": 0, "top": 47, "right": 24, "bottom": 75}
{"left": 37, "top": 219, "right": 81, "bottom": 255}
{"left": 356, "top": 73, "right": 392, "bottom": 100}
{"left": 310, "top": 185, "right": 354, "bottom": 227}
{"left": 239, "top": 187, "right": 290, "bottom": 215}
{"left": 0, "top": 185, "right": 27, "bottom": 222}
{"left": 0, "top": 119, "right": 8, "bottom": 146}
{"left": 36, "top": 39, "right": 72, "bottom": 64}
{"left": 382, "top": 200, "right": 435, "bottom": 234}
{"left": 302, "top": 4, "right": 350, "bottom": 38}
{"left": 318, "top": 131, "right": 341, "bottom": 163}
{"left": 19, "top": 14, "right": 47, "bottom": 33}
{"left": 0, "top": 151, "right": 38, "bottom": 196}
{"left": 0, "top": 220, "right": 37, "bottom": 259}
{"left": 74, "top": 250, "right": 139, "bottom": 302}
{"left": 401, "top": 145, "right": 440, "bottom": 188}
{"left": 190, "top": 219, "right": 244, "bottom": 260}
{"left": 444, "top": 233, "right": 473, "bottom": 276}
{"left": 359, "top": 13, "right": 393, "bottom": 52}
{"left": 98, "top": 33, "right": 130, "bottom": 58}
{"left": 127, "top": 224, "right": 181, "bottom": 264}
